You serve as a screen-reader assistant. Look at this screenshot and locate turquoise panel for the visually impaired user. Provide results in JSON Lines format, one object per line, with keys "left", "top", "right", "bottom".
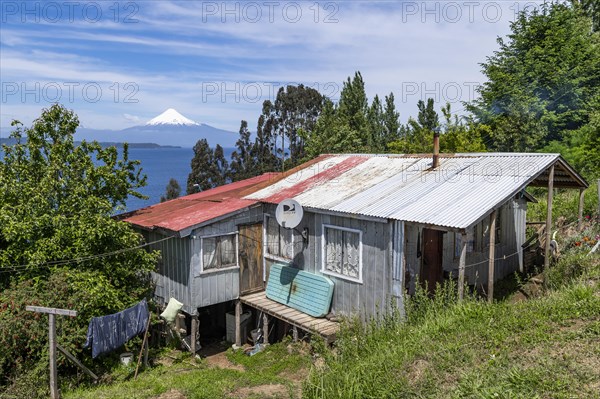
{"left": 266, "top": 263, "right": 334, "bottom": 318}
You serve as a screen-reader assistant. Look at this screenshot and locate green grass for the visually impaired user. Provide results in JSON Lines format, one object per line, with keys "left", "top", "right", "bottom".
{"left": 303, "top": 258, "right": 600, "bottom": 399}
{"left": 527, "top": 181, "right": 599, "bottom": 224}
{"left": 63, "top": 341, "right": 311, "bottom": 399}
{"left": 63, "top": 229, "right": 600, "bottom": 399}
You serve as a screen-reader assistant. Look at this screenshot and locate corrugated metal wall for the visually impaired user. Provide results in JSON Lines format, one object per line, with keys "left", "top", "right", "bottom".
{"left": 404, "top": 198, "right": 527, "bottom": 293}
{"left": 263, "top": 204, "right": 394, "bottom": 320}
{"left": 147, "top": 231, "right": 193, "bottom": 313}
{"left": 189, "top": 206, "right": 263, "bottom": 309}
{"left": 145, "top": 206, "right": 263, "bottom": 315}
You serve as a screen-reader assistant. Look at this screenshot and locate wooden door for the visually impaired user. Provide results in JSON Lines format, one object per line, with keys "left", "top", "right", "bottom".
{"left": 420, "top": 228, "right": 444, "bottom": 293}
{"left": 239, "top": 224, "right": 264, "bottom": 295}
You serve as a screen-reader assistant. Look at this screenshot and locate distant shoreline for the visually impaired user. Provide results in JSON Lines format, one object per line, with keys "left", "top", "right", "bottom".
{"left": 0, "top": 138, "right": 181, "bottom": 149}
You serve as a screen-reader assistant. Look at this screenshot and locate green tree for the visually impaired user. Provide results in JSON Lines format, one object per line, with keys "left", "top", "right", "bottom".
{"left": 439, "top": 104, "right": 487, "bottom": 153}
{"left": 301, "top": 72, "right": 379, "bottom": 157}
{"left": 253, "top": 102, "right": 280, "bottom": 174}
{"left": 572, "top": 0, "right": 599, "bottom": 31}
{"left": 0, "top": 104, "right": 158, "bottom": 386}
{"left": 338, "top": 72, "right": 369, "bottom": 134}
{"left": 160, "top": 178, "right": 181, "bottom": 202}
{"left": 230, "top": 120, "right": 255, "bottom": 181}
{"left": 389, "top": 98, "right": 440, "bottom": 153}
{"left": 367, "top": 94, "right": 384, "bottom": 151}
{"left": 187, "top": 138, "right": 215, "bottom": 193}
{"left": 468, "top": 2, "right": 600, "bottom": 152}
{"left": 255, "top": 85, "right": 324, "bottom": 169}
{"left": 212, "top": 144, "right": 229, "bottom": 186}
{"left": 382, "top": 93, "right": 401, "bottom": 144}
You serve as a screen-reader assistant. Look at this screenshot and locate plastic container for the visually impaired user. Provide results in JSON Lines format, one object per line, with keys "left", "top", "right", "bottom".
{"left": 250, "top": 328, "right": 261, "bottom": 344}
{"left": 120, "top": 352, "right": 134, "bottom": 366}
{"left": 225, "top": 311, "right": 251, "bottom": 343}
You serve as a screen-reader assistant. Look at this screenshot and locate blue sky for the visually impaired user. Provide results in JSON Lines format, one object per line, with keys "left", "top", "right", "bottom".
{"left": 0, "top": 1, "right": 544, "bottom": 132}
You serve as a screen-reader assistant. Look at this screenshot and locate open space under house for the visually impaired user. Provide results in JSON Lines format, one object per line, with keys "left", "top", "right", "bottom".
{"left": 122, "top": 142, "right": 588, "bottom": 349}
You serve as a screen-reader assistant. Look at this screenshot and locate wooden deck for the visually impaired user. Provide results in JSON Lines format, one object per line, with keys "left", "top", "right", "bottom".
{"left": 240, "top": 291, "right": 339, "bottom": 343}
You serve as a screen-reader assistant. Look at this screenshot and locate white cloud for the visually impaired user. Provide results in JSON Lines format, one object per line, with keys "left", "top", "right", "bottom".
{"left": 1, "top": 1, "right": 545, "bottom": 131}
{"left": 123, "top": 113, "right": 141, "bottom": 124}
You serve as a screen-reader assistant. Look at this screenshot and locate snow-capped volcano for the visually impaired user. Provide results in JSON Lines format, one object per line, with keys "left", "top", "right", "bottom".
{"left": 145, "top": 108, "right": 200, "bottom": 126}
{"left": 75, "top": 108, "right": 236, "bottom": 148}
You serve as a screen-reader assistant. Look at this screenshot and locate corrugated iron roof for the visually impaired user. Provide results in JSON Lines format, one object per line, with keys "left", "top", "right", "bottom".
{"left": 246, "top": 153, "right": 587, "bottom": 231}
{"left": 122, "top": 173, "right": 278, "bottom": 236}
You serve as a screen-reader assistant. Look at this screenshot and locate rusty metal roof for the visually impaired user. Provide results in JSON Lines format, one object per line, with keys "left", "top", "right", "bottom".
{"left": 122, "top": 173, "right": 278, "bottom": 236}
{"left": 245, "top": 153, "right": 587, "bottom": 231}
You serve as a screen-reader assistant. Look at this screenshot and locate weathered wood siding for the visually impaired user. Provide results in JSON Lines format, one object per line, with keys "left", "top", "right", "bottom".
{"left": 263, "top": 204, "right": 394, "bottom": 320}
{"left": 404, "top": 198, "right": 527, "bottom": 293}
{"left": 189, "top": 206, "right": 264, "bottom": 309}
{"left": 146, "top": 231, "right": 193, "bottom": 313}
{"left": 143, "top": 206, "right": 263, "bottom": 315}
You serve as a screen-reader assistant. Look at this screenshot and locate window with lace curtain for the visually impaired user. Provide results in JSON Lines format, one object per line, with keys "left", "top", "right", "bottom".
{"left": 322, "top": 224, "right": 362, "bottom": 283}
{"left": 265, "top": 214, "right": 294, "bottom": 260}
{"left": 201, "top": 233, "right": 237, "bottom": 272}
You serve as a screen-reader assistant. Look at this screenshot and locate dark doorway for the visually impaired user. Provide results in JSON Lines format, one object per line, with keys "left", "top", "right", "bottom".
{"left": 239, "top": 223, "right": 264, "bottom": 295}
{"left": 420, "top": 228, "right": 444, "bottom": 293}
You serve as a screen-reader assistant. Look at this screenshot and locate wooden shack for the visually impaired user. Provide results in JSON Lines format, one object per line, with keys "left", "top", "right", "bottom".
{"left": 123, "top": 152, "right": 588, "bottom": 346}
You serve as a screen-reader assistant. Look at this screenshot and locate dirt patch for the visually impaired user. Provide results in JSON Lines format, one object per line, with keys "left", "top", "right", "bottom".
{"left": 407, "top": 359, "right": 430, "bottom": 384}
{"left": 278, "top": 367, "right": 308, "bottom": 384}
{"left": 199, "top": 342, "right": 245, "bottom": 372}
{"left": 154, "top": 350, "right": 183, "bottom": 367}
{"left": 230, "top": 384, "right": 289, "bottom": 398}
{"left": 205, "top": 350, "right": 245, "bottom": 371}
{"left": 154, "top": 389, "right": 187, "bottom": 399}
{"left": 509, "top": 274, "right": 545, "bottom": 303}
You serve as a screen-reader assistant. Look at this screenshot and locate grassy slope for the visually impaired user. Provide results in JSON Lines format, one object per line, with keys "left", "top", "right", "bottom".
{"left": 64, "top": 342, "right": 311, "bottom": 399}
{"left": 66, "top": 264, "right": 600, "bottom": 399}
{"left": 304, "top": 265, "right": 600, "bottom": 399}
{"left": 65, "top": 195, "right": 600, "bottom": 399}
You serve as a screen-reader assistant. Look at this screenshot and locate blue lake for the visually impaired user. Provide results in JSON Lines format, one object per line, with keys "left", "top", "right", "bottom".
{"left": 125, "top": 147, "right": 234, "bottom": 212}
{"left": 0, "top": 144, "right": 234, "bottom": 213}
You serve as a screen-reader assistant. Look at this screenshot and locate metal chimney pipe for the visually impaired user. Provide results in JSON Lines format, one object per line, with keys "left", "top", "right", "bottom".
{"left": 432, "top": 130, "right": 440, "bottom": 169}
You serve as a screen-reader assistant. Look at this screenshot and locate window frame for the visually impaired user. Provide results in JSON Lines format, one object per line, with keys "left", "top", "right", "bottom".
{"left": 199, "top": 232, "right": 239, "bottom": 274}
{"left": 263, "top": 213, "right": 295, "bottom": 263}
{"left": 321, "top": 224, "right": 363, "bottom": 284}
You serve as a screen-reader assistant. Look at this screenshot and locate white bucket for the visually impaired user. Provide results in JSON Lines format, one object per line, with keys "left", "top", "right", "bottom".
{"left": 120, "top": 352, "right": 134, "bottom": 366}
{"left": 250, "top": 328, "right": 261, "bottom": 343}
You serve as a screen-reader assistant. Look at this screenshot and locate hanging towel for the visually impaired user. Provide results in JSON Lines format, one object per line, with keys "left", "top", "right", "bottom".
{"left": 84, "top": 299, "right": 149, "bottom": 358}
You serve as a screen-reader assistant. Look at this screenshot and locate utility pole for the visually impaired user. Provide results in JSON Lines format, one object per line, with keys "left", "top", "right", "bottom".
{"left": 26, "top": 306, "right": 77, "bottom": 399}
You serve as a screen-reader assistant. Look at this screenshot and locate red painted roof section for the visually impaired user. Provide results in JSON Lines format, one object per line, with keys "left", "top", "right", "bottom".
{"left": 264, "top": 156, "right": 370, "bottom": 203}
{"left": 122, "top": 173, "right": 279, "bottom": 234}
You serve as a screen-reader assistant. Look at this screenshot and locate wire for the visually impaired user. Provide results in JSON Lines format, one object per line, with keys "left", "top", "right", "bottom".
{"left": 0, "top": 235, "right": 174, "bottom": 274}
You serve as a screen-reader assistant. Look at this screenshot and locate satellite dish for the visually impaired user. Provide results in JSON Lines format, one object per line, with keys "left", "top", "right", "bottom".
{"left": 275, "top": 199, "right": 303, "bottom": 229}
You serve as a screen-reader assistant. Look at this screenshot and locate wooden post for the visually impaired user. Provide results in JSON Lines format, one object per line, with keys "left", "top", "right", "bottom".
{"left": 49, "top": 314, "right": 58, "bottom": 399}
{"left": 25, "top": 306, "right": 77, "bottom": 399}
{"left": 545, "top": 165, "right": 555, "bottom": 269}
{"left": 577, "top": 189, "right": 585, "bottom": 230}
{"left": 292, "top": 326, "right": 298, "bottom": 342}
{"left": 143, "top": 339, "right": 149, "bottom": 368}
{"left": 190, "top": 314, "right": 198, "bottom": 355}
{"left": 134, "top": 315, "right": 152, "bottom": 379}
{"left": 458, "top": 233, "right": 467, "bottom": 301}
{"left": 57, "top": 344, "right": 98, "bottom": 381}
{"left": 234, "top": 300, "right": 242, "bottom": 347}
{"left": 488, "top": 211, "right": 497, "bottom": 303}
{"left": 597, "top": 179, "right": 600, "bottom": 223}
{"left": 262, "top": 313, "right": 269, "bottom": 345}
